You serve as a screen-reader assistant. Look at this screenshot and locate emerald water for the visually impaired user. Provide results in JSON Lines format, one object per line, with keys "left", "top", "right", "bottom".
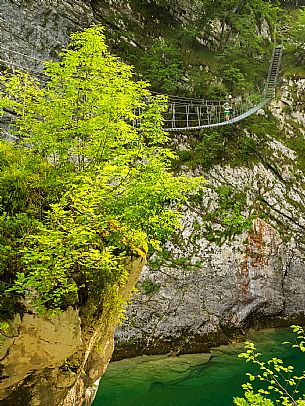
{"left": 93, "top": 329, "right": 305, "bottom": 406}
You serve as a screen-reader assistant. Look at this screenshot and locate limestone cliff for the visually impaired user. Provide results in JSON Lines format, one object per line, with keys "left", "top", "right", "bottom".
{"left": 0, "top": 0, "right": 271, "bottom": 81}
{"left": 0, "top": 255, "right": 145, "bottom": 405}
{"left": 0, "top": 0, "right": 194, "bottom": 67}
{"left": 115, "top": 79, "right": 305, "bottom": 358}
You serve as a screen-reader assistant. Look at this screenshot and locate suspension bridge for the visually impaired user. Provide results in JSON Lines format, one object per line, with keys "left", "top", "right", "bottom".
{"left": 0, "top": 44, "right": 282, "bottom": 132}
{"left": 162, "top": 45, "right": 283, "bottom": 131}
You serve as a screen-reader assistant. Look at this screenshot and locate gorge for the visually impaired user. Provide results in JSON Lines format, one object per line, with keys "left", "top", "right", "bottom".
{"left": 0, "top": 1, "right": 305, "bottom": 405}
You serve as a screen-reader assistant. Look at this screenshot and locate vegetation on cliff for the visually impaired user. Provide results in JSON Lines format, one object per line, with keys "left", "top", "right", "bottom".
{"left": 108, "top": 0, "right": 280, "bottom": 97}
{"left": 0, "top": 0, "right": 304, "bottom": 404}
{"left": 0, "top": 25, "right": 204, "bottom": 324}
{"left": 0, "top": 4, "right": 303, "bottom": 326}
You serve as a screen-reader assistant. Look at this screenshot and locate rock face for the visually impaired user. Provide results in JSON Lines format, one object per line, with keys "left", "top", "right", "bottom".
{"left": 114, "top": 81, "right": 305, "bottom": 358}
{"left": 0, "top": 0, "right": 93, "bottom": 70}
{"left": 0, "top": 255, "right": 145, "bottom": 406}
{"left": 0, "top": 309, "right": 81, "bottom": 396}
{"left": 0, "top": 0, "right": 185, "bottom": 70}
{"left": 0, "top": 0, "right": 269, "bottom": 71}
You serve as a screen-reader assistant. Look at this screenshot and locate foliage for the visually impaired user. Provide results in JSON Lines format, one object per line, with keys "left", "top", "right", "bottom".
{"left": 215, "top": 185, "right": 252, "bottom": 235}
{"left": 288, "top": 7, "right": 305, "bottom": 66}
{"left": 234, "top": 391, "right": 274, "bottom": 406}
{"left": 197, "top": 0, "right": 279, "bottom": 94}
{"left": 110, "top": 0, "right": 279, "bottom": 97}
{"left": 289, "top": 7, "right": 305, "bottom": 44}
{"left": 134, "top": 39, "right": 184, "bottom": 93}
{"left": 0, "top": 25, "right": 204, "bottom": 316}
{"left": 234, "top": 326, "right": 305, "bottom": 406}
{"left": 222, "top": 66, "right": 247, "bottom": 92}
{"left": 195, "top": 130, "right": 227, "bottom": 166}
{"left": 138, "top": 279, "right": 161, "bottom": 295}
{"left": 173, "top": 125, "right": 259, "bottom": 172}
{"left": 201, "top": 185, "right": 252, "bottom": 243}
{"left": 0, "top": 322, "right": 10, "bottom": 340}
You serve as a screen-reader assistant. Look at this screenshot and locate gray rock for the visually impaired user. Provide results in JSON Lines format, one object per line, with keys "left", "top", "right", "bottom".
{"left": 115, "top": 80, "right": 305, "bottom": 357}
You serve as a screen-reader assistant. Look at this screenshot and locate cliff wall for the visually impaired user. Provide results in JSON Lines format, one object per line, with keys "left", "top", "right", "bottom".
{"left": 0, "top": 0, "right": 193, "bottom": 67}
{"left": 115, "top": 79, "right": 305, "bottom": 357}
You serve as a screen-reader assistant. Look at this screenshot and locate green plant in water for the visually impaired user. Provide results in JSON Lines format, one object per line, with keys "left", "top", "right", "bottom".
{"left": 234, "top": 325, "right": 305, "bottom": 406}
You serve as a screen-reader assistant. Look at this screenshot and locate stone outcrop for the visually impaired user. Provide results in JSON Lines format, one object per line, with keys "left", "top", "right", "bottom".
{"left": 0, "top": 255, "right": 145, "bottom": 406}
{"left": 0, "top": 1, "right": 93, "bottom": 70}
{"left": 0, "top": 309, "right": 81, "bottom": 395}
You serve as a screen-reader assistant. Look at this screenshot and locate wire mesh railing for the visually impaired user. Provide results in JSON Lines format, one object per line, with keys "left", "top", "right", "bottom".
{"left": 162, "top": 99, "right": 254, "bottom": 130}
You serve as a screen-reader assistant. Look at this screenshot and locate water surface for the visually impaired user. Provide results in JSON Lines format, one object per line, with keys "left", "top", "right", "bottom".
{"left": 93, "top": 328, "right": 305, "bottom": 406}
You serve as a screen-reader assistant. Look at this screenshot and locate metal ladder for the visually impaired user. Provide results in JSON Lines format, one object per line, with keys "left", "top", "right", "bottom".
{"left": 264, "top": 46, "right": 283, "bottom": 99}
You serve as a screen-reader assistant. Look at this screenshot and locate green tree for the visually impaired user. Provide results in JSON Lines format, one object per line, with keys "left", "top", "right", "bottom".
{"left": 234, "top": 326, "right": 305, "bottom": 406}
{"left": 135, "top": 40, "right": 184, "bottom": 93}
{"left": 290, "top": 8, "right": 305, "bottom": 45}
{"left": 0, "top": 24, "right": 204, "bottom": 316}
{"left": 222, "top": 66, "right": 247, "bottom": 92}
{"left": 288, "top": 8, "right": 305, "bottom": 64}
{"left": 212, "top": 0, "right": 278, "bottom": 93}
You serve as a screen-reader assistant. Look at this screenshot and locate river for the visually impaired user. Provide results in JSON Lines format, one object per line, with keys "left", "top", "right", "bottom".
{"left": 93, "top": 328, "right": 305, "bottom": 406}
